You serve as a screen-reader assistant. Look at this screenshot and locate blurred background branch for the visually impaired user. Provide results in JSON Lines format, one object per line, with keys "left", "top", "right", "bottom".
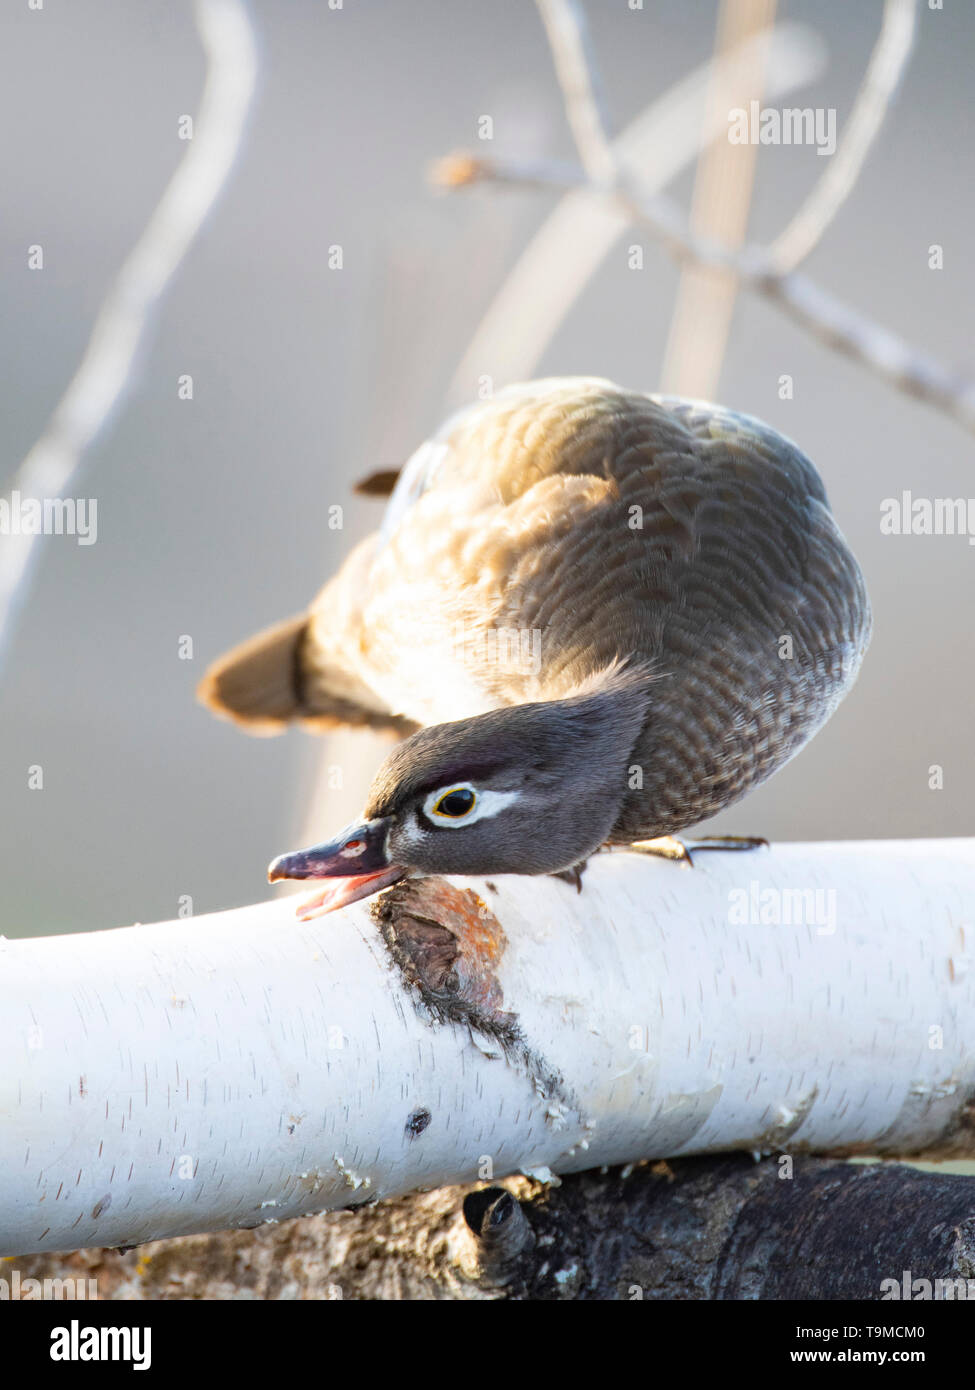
{"left": 0, "top": 0, "right": 257, "bottom": 670}
{"left": 769, "top": 0, "right": 918, "bottom": 272}
{"left": 535, "top": 0, "right": 615, "bottom": 185}
{"left": 661, "top": 0, "right": 778, "bottom": 398}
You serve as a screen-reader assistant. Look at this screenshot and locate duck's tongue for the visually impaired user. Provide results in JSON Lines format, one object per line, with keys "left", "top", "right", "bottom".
{"left": 289, "top": 866, "right": 407, "bottom": 920}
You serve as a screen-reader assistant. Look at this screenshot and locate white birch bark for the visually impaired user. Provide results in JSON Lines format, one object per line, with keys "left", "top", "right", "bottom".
{"left": 2, "top": 838, "right": 973, "bottom": 1256}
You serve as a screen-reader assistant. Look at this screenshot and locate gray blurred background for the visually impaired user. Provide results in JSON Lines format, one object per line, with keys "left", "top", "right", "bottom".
{"left": 2, "top": 0, "right": 971, "bottom": 938}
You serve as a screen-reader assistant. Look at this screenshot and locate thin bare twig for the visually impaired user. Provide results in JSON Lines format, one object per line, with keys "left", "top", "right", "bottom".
{"left": 770, "top": 0, "right": 919, "bottom": 271}
{"left": 535, "top": 0, "right": 615, "bottom": 184}
{"left": 433, "top": 154, "right": 975, "bottom": 436}
{"left": 0, "top": 0, "right": 259, "bottom": 667}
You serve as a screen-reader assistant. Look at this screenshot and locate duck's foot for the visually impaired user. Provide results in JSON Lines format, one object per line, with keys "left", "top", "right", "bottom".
{"left": 629, "top": 835, "right": 768, "bottom": 868}
{"left": 629, "top": 835, "right": 695, "bottom": 864}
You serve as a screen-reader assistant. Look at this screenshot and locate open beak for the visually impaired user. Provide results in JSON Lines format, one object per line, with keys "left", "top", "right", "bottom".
{"left": 268, "top": 817, "right": 407, "bottom": 919}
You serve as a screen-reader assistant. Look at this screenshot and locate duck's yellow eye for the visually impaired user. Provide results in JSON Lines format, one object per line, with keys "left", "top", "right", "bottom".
{"left": 432, "top": 787, "right": 476, "bottom": 818}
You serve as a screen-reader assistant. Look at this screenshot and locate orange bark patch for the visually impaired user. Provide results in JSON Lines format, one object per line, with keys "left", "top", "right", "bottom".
{"left": 374, "top": 878, "right": 513, "bottom": 1032}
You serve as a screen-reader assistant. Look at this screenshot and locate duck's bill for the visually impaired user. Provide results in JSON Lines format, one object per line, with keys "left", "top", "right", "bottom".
{"left": 267, "top": 819, "right": 407, "bottom": 919}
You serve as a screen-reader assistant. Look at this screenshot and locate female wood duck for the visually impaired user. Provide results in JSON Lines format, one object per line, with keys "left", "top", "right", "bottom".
{"left": 199, "top": 378, "right": 871, "bottom": 916}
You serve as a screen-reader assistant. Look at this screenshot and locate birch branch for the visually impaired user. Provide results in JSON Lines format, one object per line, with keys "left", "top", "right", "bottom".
{"left": 0, "top": 0, "right": 258, "bottom": 668}
{"left": 3, "top": 839, "right": 974, "bottom": 1257}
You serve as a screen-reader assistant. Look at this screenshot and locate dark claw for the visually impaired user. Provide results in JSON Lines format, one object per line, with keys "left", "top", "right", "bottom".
{"left": 685, "top": 835, "right": 769, "bottom": 856}
{"left": 551, "top": 858, "right": 588, "bottom": 892}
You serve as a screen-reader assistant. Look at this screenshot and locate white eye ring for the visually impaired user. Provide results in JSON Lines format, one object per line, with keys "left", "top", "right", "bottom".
{"left": 421, "top": 783, "right": 519, "bottom": 829}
